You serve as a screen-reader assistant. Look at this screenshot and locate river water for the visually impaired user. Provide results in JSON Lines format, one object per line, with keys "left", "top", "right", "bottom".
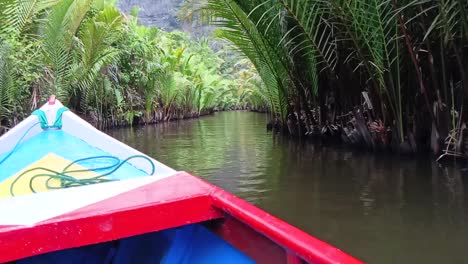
{"left": 106, "top": 111, "right": 467, "bottom": 264}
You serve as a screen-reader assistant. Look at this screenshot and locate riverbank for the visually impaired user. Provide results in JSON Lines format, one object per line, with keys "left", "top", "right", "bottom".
{"left": 81, "top": 109, "right": 217, "bottom": 130}
{"left": 0, "top": 111, "right": 220, "bottom": 138}
{"left": 0, "top": 107, "right": 259, "bottom": 137}
{"left": 2, "top": 105, "right": 465, "bottom": 163}
{"left": 266, "top": 108, "right": 468, "bottom": 160}
{"left": 82, "top": 106, "right": 268, "bottom": 130}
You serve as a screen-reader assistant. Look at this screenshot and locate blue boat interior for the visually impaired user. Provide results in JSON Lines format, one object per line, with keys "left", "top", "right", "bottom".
{"left": 0, "top": 129, "right": 150, "bottom": 182}
{"left": 14, "top": 224, "right": 254, "bottom": 264}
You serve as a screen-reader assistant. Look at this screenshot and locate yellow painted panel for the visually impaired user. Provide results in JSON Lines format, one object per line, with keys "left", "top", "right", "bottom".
{"left": 0, "top": 153, "right": 100, "bottom": 198}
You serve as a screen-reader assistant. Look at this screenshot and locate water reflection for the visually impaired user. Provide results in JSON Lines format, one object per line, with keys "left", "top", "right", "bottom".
{"left": 107, "top": 111, "right": 467, "bottom": 264}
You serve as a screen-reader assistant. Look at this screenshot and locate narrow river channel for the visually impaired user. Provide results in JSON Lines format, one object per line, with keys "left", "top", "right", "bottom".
{"left": 106, "top": 111, "right": 467, "bottom": 264}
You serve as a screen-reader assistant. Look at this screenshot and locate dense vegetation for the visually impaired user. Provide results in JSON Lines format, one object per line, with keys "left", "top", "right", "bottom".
{"left": 186, "top": 0, "right": 468, "bottom": 155}
{"left": 0, "top": 0, "right": 265, "bottom": 133}
{"left": 1, "top": 0, "right": 467, "bottom": 157}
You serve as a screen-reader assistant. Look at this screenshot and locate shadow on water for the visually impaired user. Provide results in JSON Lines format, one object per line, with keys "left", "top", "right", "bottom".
{"left": 106, "top": 111, "right": 467, "bottom": 264}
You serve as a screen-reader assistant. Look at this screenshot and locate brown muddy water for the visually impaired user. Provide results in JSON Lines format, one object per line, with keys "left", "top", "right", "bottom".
{"left": 106, "top": 111, "right": 468, "bottom": 264}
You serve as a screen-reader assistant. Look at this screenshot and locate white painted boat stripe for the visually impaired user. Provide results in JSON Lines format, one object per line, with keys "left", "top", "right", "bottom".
{"left": 0, "top": 176, "right": 160, "bottom": 226}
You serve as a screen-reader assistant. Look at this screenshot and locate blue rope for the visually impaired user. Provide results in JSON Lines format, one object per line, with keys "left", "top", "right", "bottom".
{"left": 10, "top": 154, "right": 156, "bottom": 196}
{"left": 1, "top": 121, "right": 157, "bottom": 197}
{"left": 0, "top": 122, "right": 40, "bottom": 166}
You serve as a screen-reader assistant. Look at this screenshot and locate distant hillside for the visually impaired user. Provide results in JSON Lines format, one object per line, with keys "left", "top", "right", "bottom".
{"left": 117, "top": 0, "right": 212, "bottom": 38}
{"left": 117, "top": 0, "right": 183, "bottom": 31}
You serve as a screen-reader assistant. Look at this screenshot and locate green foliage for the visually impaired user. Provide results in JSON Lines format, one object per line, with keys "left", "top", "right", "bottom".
{"left": 192, "top": 0, "right": 468, "bottom": 148}
{"left": 0, "top": 0, "right": 260, "bottom": 130}
{"left": 0, "top": 42, "right": 13, "bottom": 121}
{"left": 0, "top": 0, "right": 60, "bottom": 36}
{"left": 201, "top": 0, "right": 289, "bottom": 121}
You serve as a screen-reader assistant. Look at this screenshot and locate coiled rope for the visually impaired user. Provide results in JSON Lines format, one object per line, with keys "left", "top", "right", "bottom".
{"left": 1, "top": 121, "right": 156, "bottom": 197}
{"left": 10, "top": 155, "right": 155, "bottom": 196}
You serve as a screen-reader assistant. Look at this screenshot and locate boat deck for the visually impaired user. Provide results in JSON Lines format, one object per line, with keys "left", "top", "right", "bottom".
{"left": 0, "top": 129, "right": 150, "bottom": 198}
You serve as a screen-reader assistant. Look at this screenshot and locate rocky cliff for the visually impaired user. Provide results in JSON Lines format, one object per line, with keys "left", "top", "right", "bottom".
{"left": 117, "top": 0, "right": 212, "bottom": 38}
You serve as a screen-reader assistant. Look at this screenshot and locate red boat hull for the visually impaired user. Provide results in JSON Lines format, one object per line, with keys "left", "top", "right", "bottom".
{"left": 0, "top": 172, "right": 361, "bottom": 264}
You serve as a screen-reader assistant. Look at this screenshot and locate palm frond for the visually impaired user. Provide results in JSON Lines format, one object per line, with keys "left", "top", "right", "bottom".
{"left": 270, "top": 0, "right": 338, "bottom": 73}
{"left": 0, "top": 42, "right": 14, "bottom": 121}
{"left": 203, "top": 0, "right": 290, "bottom": 120}
{"left": 0, "top": 0, "right": 60, "bottom": 35}
{"left": 72, "top": 6, "right": 124, "bottom": 110}
{"left": 422, "top": 0, "right": 467, "bottom": 43}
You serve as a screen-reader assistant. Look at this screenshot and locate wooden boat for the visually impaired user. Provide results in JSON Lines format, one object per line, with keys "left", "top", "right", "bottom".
{"left": 0, "top": 98, "right": 362, "bottom": 264}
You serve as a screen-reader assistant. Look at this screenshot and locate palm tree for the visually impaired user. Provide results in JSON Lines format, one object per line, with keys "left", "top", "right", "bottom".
{"left": 188, "top": 0, "right": 467, "bottom": 152}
